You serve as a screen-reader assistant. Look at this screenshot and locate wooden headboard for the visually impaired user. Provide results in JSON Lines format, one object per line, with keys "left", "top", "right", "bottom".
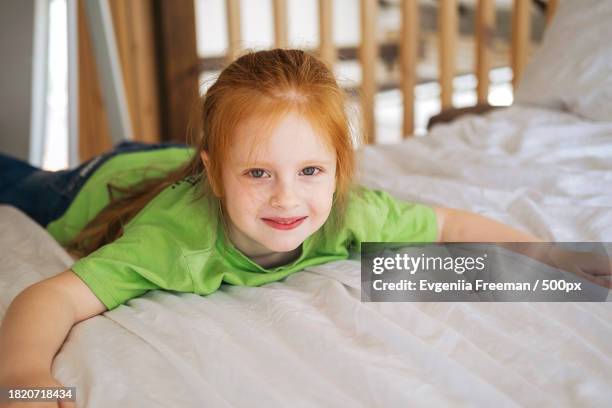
{"left": 78, "top": 0, "right": 558, "bottom": 161}
{"left": 195, "top": 0, "right": 557, "bottom": 143}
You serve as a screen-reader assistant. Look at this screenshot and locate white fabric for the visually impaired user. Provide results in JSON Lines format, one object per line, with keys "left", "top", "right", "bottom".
{"left": 1, "top": 106, "right": 612, "bottom": 407}
{"left": 514, "top": 0, "right": 612, "bottom": 121}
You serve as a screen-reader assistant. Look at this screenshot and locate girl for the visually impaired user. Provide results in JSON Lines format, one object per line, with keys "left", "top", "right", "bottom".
{"left": 0, "top": 49, "right": 608, "bottom": 404}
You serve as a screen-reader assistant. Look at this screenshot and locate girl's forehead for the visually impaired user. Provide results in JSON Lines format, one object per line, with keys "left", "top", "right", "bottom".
{"left": 231, "top": 112, "right": 336, "bottom": 162}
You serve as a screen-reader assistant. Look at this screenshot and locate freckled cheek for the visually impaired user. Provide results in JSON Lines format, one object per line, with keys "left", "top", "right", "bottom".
{"left": 238, "top": 186, "right": 270, "bottom": 217}
{"left": 227, "top": 178, "right": 262, "bottom": 201}
{"left": 307, "top": 185, "right": 335, "bottom": 218}
{"left": 223, "top": 181, "right": 261, "bottom": 218}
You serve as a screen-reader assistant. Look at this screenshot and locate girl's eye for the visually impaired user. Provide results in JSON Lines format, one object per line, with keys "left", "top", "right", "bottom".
{"left": 301, "top": 166, "right": 320, "bottom": 176}
{"left": 248, "top": 169, "right": 268, "bottom": 178}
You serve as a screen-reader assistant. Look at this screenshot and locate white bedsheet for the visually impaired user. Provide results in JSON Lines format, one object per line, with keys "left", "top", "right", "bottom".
{"left": 1, "top": 105, "right": 611, "bottom": 407}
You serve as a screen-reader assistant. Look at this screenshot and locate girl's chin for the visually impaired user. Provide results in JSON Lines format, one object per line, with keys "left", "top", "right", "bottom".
{"left": 264, "top": 241, "right": 302, "bottom": 253}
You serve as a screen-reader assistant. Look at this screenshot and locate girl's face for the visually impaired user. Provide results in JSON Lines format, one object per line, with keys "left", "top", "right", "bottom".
{"left": 201, "top": 112, "right": 337, "bottom": 259}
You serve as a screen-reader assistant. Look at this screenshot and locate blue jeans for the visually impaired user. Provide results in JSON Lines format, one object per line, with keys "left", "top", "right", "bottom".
{"left": 0, "top": 141, "right": 188, "bottom": 227}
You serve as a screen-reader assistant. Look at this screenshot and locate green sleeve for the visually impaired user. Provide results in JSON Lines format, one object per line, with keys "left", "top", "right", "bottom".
{"left": 71, "top": 224, "right": 192, "bottom": 310}
{"left": 345, "top": 187, "right": 439, "bottom": 246}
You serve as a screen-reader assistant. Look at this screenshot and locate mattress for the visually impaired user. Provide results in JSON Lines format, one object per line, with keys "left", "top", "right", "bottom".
{"left": 1, "top": 105, "right": 611, "bottom": 407}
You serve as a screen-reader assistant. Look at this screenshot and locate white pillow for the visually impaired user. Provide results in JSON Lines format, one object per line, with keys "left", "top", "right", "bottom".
{"left": 514, "top": 0, "right": 612, "bottom": 122}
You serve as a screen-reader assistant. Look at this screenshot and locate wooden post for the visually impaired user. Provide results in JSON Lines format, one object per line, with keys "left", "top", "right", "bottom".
{"left": 511, "top": 0, "right": 530, "bottom": 89}
{"left": 359, "top": 0, "right": 378, "bottom": 144}
{"left": 78, "top": 0, "right": 113, "bottom": 162}
{"left": 154, "top": 0, "right": 200, "bottom": 143}
{"left": 546, "top": 0, "right": 558, "bottom": 26}
{"left": 273, "top": 0, "right": 288, "bottom": 48}
{"left": 475, "top": 0, "right": 495, "bottom": 104}
{"left": 110, "top": 0, "right": 160, "bottom": 143}
{"left": 79, "top": 0, "right": 161, "bottom": 161}
{"left": 399, "top": 0, "right": 418, "bottom": 138}
{"left": 226, "top": 0, "right": 242, "bottom": 63}
{"left": 318, "top": 0, "right": 336, "bottom": 65}
{"left": 438, "top": 0, "right": 457, "bottom": 110}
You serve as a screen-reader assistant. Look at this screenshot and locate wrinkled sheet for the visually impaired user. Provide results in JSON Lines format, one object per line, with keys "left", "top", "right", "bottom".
{"left": 1, "top": 105, "right": 612, "bottom": 407}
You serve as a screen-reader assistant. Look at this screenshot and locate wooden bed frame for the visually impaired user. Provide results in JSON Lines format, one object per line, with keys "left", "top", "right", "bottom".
{"left": 78, "top": 0, "right": 558, "bottom": 160}
{"left": 186, "top": 0, "right": 558, "bottom": 143}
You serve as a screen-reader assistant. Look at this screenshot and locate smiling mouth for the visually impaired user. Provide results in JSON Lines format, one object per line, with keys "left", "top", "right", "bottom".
{"left": 262, "top": 217, "right": 307, "bottom": 230}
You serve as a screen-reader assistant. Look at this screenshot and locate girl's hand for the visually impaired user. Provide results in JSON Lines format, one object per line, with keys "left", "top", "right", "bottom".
{"left": 548, "top": 247, "right": 612, "bottom": 289}
{"left": 0, "top": 371, "right": 76, "bottom": 408}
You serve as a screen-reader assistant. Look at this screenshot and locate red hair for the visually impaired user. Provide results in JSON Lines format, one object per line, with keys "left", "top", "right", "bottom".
{"left": 202, "top": 49, "right": 356, "bottom": 211}
{"left": 65, "top": 49, "right": 358, "bottom": 258}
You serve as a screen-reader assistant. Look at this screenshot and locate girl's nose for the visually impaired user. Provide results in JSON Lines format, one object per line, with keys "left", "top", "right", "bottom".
{"left": 269, "top": 181, "right": 300, "bottom": 210}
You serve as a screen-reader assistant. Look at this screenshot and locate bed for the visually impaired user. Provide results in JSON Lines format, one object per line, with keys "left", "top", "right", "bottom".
{"left": 2, "top": 102, "right": 611, "bottom": 406}
{"left": 2, "top": 0, "right": 612, "bottom": 406}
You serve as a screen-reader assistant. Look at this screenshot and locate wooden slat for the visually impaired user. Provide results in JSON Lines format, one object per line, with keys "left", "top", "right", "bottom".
{"left": 439, "top": 0, "right": 457, "bottom": 110}
{"left": 129, "top": 0, "right": 161, "bottom": 142}
{"left": 78, "top": 0, "right": 113, "bottom": 162}
{"left": 511, "top": 0, "right": 530, "bottom": 89}
{"left": 359, "top": 0, "right": 378, "bottom": 144}
{"left": 475, "top": 0, "right": 495, "bottom": 104}
{"left": 272, "top": 0, "right": 288, "bottom": 48}
{"left": 155, "top": 0, "right": 200, "bottom": 142}
{"left": 399, "top": 0, "right": 418, "bottom": 138}
{"left": 546, "top": 0, "right": 558, "bottom": 26}
{"left": 318, "top": 0, "right": 336, "bottom": 65}
{"left": 78, "top": 0, "right": 162, "bottom": 162}
{"left": 226, "top": 0, "right": 242, "bottom": 62}
{"left": 110, "top": 0, "right": 160, "bottom": 143}
{"left": 109, "top": 0, "right": 133, "bottom": 130}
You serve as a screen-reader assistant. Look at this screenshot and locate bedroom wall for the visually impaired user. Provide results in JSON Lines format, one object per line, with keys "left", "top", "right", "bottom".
{"left": 0, "top": 0, "right": 36, "bottom": 162}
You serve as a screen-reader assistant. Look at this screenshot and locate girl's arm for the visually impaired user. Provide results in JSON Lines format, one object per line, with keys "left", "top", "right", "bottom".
{"left": 433, "top": 207, "right": 543, "bottom": 243}
{"left": 433, "top": 207, "right": 612, "bottom": 287}
{"left": 0, "top": 270, "right": 106, "bottom": 391}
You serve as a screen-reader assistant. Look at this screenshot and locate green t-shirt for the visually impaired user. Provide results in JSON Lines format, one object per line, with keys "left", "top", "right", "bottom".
{"left": 57, "top": 149, "right": 438, "bottom": 311}
{"left": 46, "top": 147, "right": 194, "bottom": 244}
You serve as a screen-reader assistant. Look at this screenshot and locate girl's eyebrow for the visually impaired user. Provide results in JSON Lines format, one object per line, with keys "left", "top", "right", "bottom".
{"left": 238, "top": 160, "right": 335, "bottom": 168}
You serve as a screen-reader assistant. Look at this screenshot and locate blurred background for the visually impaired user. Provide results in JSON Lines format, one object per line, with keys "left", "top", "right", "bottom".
{"left": 0, "top": 0, "right": 550, "bottom": 171}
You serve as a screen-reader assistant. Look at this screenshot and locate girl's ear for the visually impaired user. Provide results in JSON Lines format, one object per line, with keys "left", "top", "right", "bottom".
{"left": 200, "top": 150, "right": 222, "bottom": 197}
{"left": 200, "top": 150, "right": 210, "bottom": 170}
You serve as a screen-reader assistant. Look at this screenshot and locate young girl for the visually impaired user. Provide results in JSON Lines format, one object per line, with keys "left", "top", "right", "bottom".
{"left": 0, "top": 48, "right": 608, "bottom": 402}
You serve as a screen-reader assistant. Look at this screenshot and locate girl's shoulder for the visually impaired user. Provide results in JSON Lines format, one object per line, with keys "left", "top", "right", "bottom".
{"left": 345, "top": 185, "right": 400, "bottom": 209}
{"left": 341, "top": 185, "right": 438, "bottom": 243}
